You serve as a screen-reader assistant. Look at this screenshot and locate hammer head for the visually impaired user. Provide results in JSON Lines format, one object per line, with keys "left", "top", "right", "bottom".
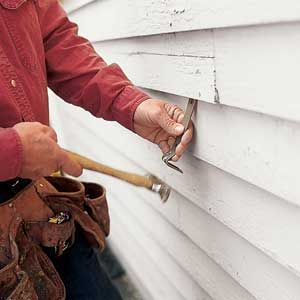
{"left": 147, "top": 174, "right": 171, "bottom": 203}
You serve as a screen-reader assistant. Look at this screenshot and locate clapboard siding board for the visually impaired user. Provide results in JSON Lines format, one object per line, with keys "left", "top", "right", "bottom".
{"left": 55, "top": 88, "right": 300, "bottom": 207}
{"left": 110, "top": 200, "right": 252, "bottom": 300}
{"left": 110, "top": 183, "right": 300, "bottom": 300}
{"left": 92, "top": 21, "right": 300, "bottom": 121}
{"left": 109, "top": 217, "right": 184, "bottom": 300}
{"left": 51, "top": 94, "right": 300, "bottom": 277}
{"left": 50, "top": 96, "right": 300, "bottom": 299}
{"left": 139, "top": 91, "right": 300, "bottom": 207}
{"left": 77, "top": 143, "right": 300, "bottom": 300}
{"left": 69, "top": 0, "right": 300, "bottom": 42}
{"left": 53, "top": 105, "right": 300, "bottom": 298}
{"left": 214, "top": 22, "right": 300, "bottom": 123}
{"left": 93, "top": 50, "right": 216, "bottom": 103}
{"left": 79, "top": 171, "right": 256, "bottom": 300}
{"left": 93, "top": 29, "right": 216, "bottom": 102}
{"left": 109, "top": 200, "right": 212, "bottom": 300}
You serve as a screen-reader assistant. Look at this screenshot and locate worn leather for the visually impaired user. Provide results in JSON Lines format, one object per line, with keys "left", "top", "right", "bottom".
{"left": 0, "top": 176, "right": 110, "bottom": 299}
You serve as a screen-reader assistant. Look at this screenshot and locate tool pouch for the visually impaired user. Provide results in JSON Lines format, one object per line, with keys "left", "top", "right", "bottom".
{"left": 83, "top": 182, "right": 110, "bottom": 236}
{"left": 40, "top": 176, "right": 110, "bottom": 250}
{"left": 0, "top": 176, "right": 110, "bottom": 300}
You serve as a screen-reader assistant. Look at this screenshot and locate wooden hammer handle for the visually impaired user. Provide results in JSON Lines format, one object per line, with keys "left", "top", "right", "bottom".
{"left": 66, "top": 150, "right": 153, "bottom": 189}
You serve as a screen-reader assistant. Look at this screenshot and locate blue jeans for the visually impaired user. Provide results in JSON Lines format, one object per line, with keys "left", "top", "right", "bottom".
{"left": 45, "top": 230, "right": 123, "bottom": 300}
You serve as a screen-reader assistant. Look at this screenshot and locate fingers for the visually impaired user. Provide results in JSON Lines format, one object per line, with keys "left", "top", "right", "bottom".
{"left": 58, "top": 150, "right": 83, "bottom": 177}
{"left": 172, "top": 121, "right": 194, "bottom": 161}
{"left": 154, "top": 101, "right": 194, "bottom": 161}
{"left": 159, "top": 140, "right": 170, "bottom": 154}
{"left": 158, "top": 121, "right": 194, "bottom": 160}
{"left": 180, "top": 121, "right": 194, "bottom": 146}
{"left": 167, "top": 104, "right": 184, "bottom": 123}
{"left": 157, "top": 104, "right": 184, "bottom": 136}
{"left": 158, "top": 136, "right": 177, "bottom": 154}
{"left": 172, "top": 143, "right": 188, "bottom": 162}
{"left": 168, "top": 137, "right": 176, "bottom": 148}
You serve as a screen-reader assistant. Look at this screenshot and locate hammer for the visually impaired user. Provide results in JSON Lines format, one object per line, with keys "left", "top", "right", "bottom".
{"left": 65, "top": 150, "right": 171, "bottom": 203}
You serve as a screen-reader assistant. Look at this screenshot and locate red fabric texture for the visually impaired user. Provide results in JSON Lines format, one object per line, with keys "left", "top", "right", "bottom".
{"left": 0, "top": 0, "right": 149, "bottom": 181}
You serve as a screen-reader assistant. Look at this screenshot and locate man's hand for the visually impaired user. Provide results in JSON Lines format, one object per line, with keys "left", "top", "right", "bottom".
{"left": 134, "top": 99, "right": 194, "bottom": 161}
{"left": 14, "top": 122, "right": 82, "bottom": 180}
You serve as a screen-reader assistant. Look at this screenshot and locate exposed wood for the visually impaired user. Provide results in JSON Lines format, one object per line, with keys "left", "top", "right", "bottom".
{"left": 69, "top": 0, "right": 300, "bottom": 42}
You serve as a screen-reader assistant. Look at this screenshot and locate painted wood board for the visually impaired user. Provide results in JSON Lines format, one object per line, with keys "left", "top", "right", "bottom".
{"left": 92, "top": 20, "right": 300, "bottom": 121}
{"left": 148, "top": 91, "right": 300, "bottom": 207}
{"left": 110, "top": 203, "right": 212, "bottom": 300}
{"left": 69, "top": 0, "right": 300, "bottom": 42}
{"left": 54, "top": 88, "right": 300, "bottom": 207}
{"left": 93, "top": 35, "right": 216, "bottom": 103}
{"left": 50, "top": 96, "right": 300, "bottom": 277}
{"left": 107, "top": 189, "right": 257, "bottom": 300}
{"left": 109, "top": 219, "right": 185, "bottom": 300}
{"left": 70, "top": 131, "right": 299, "bottom": 299}
{"left": 109, "top": 183, "right": 300, "bottom": 300}
{"left": 214, "top": 22, "right": 300, "bottom": 123}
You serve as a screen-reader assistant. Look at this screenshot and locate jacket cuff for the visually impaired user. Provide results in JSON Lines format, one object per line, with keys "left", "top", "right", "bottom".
{"left": 0, "top": 128, "right": 23, "bottom": 181}
{"left": 112, "top": 85, "right": 150, "bottom": 131}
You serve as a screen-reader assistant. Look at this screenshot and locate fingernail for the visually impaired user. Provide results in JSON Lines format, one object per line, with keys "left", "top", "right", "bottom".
{"left": 172, "top": 155, "right": 179, "bottom": 162}
{"left": 175, "top": 124, "right": 184, "bottom": 134}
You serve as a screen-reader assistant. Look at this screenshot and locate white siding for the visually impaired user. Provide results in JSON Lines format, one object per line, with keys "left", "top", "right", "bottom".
{"left": 50, "top": 1, "right": 300, "bottom": 299}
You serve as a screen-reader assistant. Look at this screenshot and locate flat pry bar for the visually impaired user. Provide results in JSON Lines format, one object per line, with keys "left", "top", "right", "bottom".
{"left": 162, "top": 98, "right": 197, "bottom": 173}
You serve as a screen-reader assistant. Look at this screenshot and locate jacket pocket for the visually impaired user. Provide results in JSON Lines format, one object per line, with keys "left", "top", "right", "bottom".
{"left": 0, "top": 0, "right": 43, "bottom": 73}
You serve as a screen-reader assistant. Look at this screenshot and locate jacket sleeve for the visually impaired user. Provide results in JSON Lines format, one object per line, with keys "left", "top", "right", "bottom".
{"left": 0, "top": 128, "right": 23, "bottom": 181}
{"left": 35, "top": 0, "right": 150, "bottom": 131}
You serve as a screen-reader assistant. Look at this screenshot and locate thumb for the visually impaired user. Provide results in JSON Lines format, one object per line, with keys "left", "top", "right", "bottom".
{"left": 58, "top": 150, "right": 83, "bottom": 177}
{"left": 158, "top": 108, "right": 184, "bottom": 136}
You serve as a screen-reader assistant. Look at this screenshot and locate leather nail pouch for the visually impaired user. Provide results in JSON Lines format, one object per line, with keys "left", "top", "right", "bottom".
{"left": 82, "top": 182, "right": 110, "bottom": 236}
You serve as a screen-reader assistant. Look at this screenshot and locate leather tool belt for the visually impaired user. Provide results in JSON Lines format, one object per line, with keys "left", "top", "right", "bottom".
{"left": 0, "top": 176, "right": 110, "bottom": 300}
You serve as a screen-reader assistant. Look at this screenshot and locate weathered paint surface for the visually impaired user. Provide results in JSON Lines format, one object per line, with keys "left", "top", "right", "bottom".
{"left": 69, "top": 0, "right": 300, "bottom": 41}
{"left": 50, "top": 1, "right": 300, "bottom": 299}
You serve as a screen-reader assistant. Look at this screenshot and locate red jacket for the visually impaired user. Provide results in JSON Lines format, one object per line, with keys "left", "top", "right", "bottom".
{"left": 0, "top": 0, "right": 149, "bottom": 181}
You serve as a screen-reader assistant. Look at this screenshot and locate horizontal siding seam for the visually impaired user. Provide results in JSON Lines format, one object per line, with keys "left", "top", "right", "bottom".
{"left": 109, "top": 188, "right": 256, "bottom": 300}
{"left": 64, "top": 113, "right": 300, "bottom": 279}
{"left": 111, "top": 204, "right": 210, "bottom": 300}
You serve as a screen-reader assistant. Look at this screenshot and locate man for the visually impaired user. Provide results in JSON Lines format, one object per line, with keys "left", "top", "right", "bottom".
{"left": 0, "top": 0, "right": 193, "bottom": 299}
